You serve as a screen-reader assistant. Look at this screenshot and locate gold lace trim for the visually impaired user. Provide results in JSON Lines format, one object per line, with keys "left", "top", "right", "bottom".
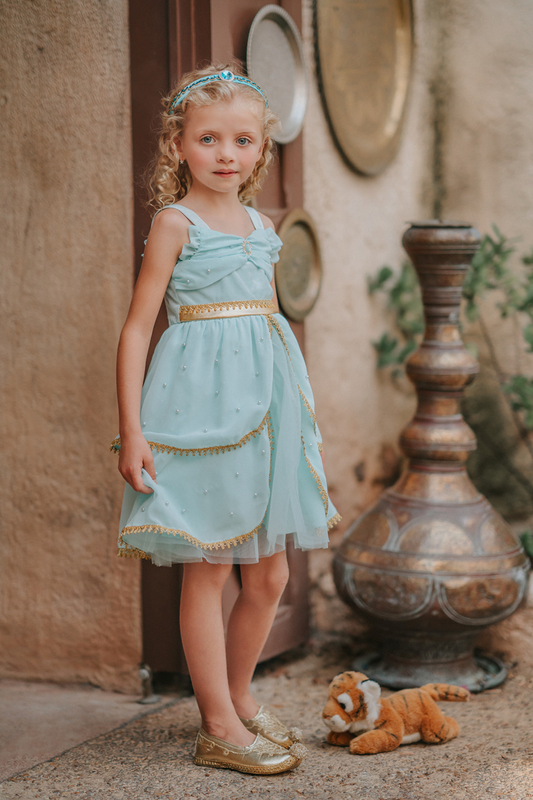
{"left": 118, "top": 510, "right": 341, "bottom": 560}
{"left": 119, "top": 518, "right": 266, "bottom": 553}
{"left": 318, "top": 441, "right": 324, "bottom": 454}
{"left": 269, "top": 316, "right": 318, "bottom": 434}
{"left": 327, "top": 512, "right": 342, "bottom": 531}
{"left": 301, "top": 435, "right": 329, "bottom": 515}
{"left": 298, "top": 388, "right": 318, "bottom": 434}
{"left": 118, "top": 541, "right": 151, "bottom": 560}
{"left": 111, "top": 412, "right": 269, "bottom": 457}
{"left": 266, "top": 411, "right": 274, "bottom": 486}
{"left": 179, "top": 299, "right": 276, "bottom": 321}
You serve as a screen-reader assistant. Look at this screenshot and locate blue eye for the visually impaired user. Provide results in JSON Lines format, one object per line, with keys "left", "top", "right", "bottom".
{"left": 201, "top": 136, "right": 214, "bottom": 144}
{"left": 237, "top": 137, "right": 251, "bottom": 146}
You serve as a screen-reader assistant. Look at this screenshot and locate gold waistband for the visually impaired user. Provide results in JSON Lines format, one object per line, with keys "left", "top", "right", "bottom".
{"left": 179, "top": 300, "right": 276, "bottom": 322}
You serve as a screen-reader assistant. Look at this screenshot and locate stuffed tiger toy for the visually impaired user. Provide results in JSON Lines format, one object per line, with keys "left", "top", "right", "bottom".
{"left": 322, "top": 671, "right": 469, "bottom": 754}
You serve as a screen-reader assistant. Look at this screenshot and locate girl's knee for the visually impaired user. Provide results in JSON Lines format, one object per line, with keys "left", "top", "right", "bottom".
{"left": 242, "top": 559, "right": 289, "bottom": 604}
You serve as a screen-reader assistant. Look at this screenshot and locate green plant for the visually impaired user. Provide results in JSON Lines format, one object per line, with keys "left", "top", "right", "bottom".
{"left": 368, "top": 261, "right": 423, "bottom": 372}
{"left": 462, "top": 225, "right": 518, "bottom": 322}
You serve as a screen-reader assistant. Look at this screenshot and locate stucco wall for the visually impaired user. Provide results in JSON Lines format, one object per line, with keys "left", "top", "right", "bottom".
{"left": 439, "top": 0, "right": 533, "bottom": 239}
{"left": 0, "top": 0, "right": 141, "bottom": 691}
{"left": 302, "top": 0, "right": 533, "bottom": 666}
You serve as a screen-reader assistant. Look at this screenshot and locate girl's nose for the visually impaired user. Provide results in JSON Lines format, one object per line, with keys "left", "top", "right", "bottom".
{"left": 217, "top": 147, "right": 235, "bottom": 163}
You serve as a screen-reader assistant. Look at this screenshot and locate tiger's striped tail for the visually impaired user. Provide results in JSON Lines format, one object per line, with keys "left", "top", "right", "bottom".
{"left": 421, "top": 683, "right": 470, "bottom": 702}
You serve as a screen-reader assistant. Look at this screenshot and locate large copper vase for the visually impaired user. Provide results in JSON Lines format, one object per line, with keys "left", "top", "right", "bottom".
{"left": 334, "top": 222, "right": 530, "bottom": 691}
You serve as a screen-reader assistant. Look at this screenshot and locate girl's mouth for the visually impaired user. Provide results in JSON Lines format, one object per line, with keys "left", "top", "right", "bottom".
{"left": 214, "top": 170, "right": 237, "bottom": 176}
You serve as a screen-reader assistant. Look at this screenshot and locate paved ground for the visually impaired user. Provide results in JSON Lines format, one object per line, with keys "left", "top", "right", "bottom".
{"left": 0, "top": 680, "right": 155, "bottom": 782}
{"left": 1, "top": 640, "right": 532, "bottom": 800}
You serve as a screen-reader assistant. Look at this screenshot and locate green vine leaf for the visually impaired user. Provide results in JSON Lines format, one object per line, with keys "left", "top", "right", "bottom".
{"left": 520, "top": 530, "right": 533, "bottom": 557}
{"left": 372, "top": 332, "right": 402, "bottom": 368}
{"left": 367, "top": 266, "right": 393, "bottom": 294}
{"left": 462, "top": 227, "right": 518, "bottom": 322}
{"left": 368, "top": 260, "right": 424, "bottom": 371}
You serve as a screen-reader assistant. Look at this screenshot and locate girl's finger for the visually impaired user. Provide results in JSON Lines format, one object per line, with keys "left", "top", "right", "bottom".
{"left": 130, "top": 472, "right": 154, "bottom": 494}
{"left": 143, "top": 454, "right": 157, "bottom": 483}
{"left": 120, "top": 464, "right": 154, "bottom": 494}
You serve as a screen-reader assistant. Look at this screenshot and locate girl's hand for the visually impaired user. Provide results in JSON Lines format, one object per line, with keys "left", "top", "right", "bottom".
{"left": 118, "top": 433, "right": 157, "bottom": 494}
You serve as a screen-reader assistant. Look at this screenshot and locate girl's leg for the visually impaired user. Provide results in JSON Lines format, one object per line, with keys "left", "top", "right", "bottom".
{"left": 180, "top": 561, "right": 255, "bottom": 746}
{"left": 226, "top": 550, "right": 290, "bottom": 718}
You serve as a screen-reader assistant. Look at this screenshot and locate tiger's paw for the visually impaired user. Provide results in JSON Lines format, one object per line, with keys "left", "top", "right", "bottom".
{"left": 327, "top": 731, "right": 352, "bottom": 747}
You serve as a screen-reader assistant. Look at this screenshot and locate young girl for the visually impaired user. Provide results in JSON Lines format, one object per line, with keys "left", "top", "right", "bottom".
{"left": 113, "top": 64, "right": 340, "bottom": 775}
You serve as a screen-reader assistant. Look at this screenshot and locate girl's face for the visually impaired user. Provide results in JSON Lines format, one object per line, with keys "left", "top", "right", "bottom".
{"left": 175, "top": 97, "right": 265, "bottom": 196}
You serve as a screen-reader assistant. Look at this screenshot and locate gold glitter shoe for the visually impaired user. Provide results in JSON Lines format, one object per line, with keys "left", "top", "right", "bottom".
{"left": 193, "top": 728, "right": 307, "bottom": 774}
{"left": 239, "top": 706, "right": 303, "bottom": 749}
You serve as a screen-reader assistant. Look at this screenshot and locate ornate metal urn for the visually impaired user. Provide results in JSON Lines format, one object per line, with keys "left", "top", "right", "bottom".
{"left": 334, "top": 222, "right": 530, "bottom": 691}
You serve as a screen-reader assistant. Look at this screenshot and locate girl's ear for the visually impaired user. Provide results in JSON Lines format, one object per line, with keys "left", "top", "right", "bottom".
{"left": 173, "top": 138, "right": 184, "bottom": 161}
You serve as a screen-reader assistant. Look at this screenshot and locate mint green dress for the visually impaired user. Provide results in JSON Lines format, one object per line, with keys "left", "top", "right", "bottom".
{"left": 113, "top": 204, "right": 340, "bottom": 565}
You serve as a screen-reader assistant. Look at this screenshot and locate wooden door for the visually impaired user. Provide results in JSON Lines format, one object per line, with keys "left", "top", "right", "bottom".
{"left": 129, "top": 0, "right": 309, "bottom": 674}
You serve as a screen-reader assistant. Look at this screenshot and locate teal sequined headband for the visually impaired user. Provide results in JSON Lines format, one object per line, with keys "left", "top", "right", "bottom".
{"left": 169, "top": 70, "right": 268, "bottom": 112}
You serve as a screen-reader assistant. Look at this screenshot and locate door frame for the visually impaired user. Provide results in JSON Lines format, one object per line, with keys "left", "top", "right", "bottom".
{"left": 129, "top": 0, "right": 310, "bottom": 674}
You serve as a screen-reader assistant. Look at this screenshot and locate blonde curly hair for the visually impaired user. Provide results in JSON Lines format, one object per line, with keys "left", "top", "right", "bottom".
{"left": 147, "top": 64, "right": 279, "bottom": 213}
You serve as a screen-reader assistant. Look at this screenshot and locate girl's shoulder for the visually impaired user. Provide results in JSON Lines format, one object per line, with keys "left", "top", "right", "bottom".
{"left": 257, "top": 210, "right": 275, "bottom": 232}
{"left": 254, "top": 211, "right": 283, "bottom": 264}
{"left": 151, "top": 205, "right": 193, "bottom": 234}
{"left": 150, "top": 205, "right": 193, "bottom": 244}
{"left": 256, "top": 210, "right": 282, "bottom": 248}
{"left": 147, "top": 206, "right": 192, "bottom": 262}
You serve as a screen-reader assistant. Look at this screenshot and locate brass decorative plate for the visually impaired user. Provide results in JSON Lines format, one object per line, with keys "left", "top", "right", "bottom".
{"left": 247, "top": 5, "right": 308, "bottom": 144}
{"left": 276, "top": 210, "right": 322, "bottom": 322}
{"left": 314, "top": 0, "right": 414, "bottom": 175}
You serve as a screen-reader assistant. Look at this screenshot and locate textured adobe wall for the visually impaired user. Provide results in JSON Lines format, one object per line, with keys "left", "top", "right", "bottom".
{"left": 302, "top": 0, "right": 533, "bottom": 667}
{"left": 0, "top": 0, "right": 141, "bottom": 690}
{"left": 437, "top": 0, "right": 533, "bottom": 239}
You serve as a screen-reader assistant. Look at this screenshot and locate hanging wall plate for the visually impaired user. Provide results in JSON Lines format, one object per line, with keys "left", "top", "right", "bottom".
{"left": 247, "top": 5, "right": 308, "bottom": 144}
{"left": 275, "top": 209, "right": 322, "bottom": 322}
{"left": 315, "top": 0, "right": 414, "bottom": 175}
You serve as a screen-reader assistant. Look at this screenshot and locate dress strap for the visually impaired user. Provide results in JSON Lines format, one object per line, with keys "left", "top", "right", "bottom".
{"left": 152, "top": 203, "right": 211, "bottom": 229}
{"left": 244, "top": 206, "right": 264, "bottom": 230}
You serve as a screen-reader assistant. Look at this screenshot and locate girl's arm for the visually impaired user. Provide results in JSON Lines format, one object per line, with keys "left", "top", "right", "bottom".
{"left": 117, "top": 210, "right": 189, "bottom": 494}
